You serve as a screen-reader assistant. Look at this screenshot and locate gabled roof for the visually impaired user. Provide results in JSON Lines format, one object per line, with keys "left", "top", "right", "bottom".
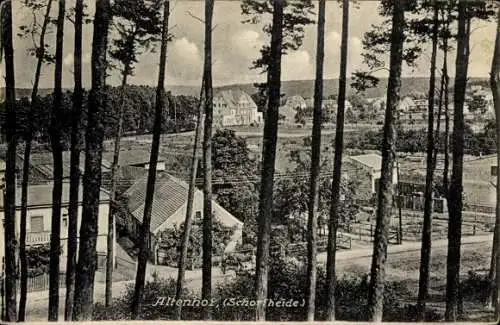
{"left": 285, "top": 95, "right": 306, "bottom": 108}
{"left": 350, "top": 154, "right": 383, "bottom": 171}
{"left": 214, "top": 90, "right": 256, "bottom": 108}
{"left": 22, "top": 151, "right": 112, "bottom": 179}
{"left": 102, "top": 148, "right": 165, "bottom": 168}
{"left": 0, "top": 182, "right": 110, "bottom": 209}
{"left": 123, "top": 172, "right": 190, "bottom": 233}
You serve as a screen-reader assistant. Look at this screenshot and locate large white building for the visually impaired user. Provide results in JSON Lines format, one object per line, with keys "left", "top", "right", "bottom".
{"left": 213, "top": 90, "right": 262, "bottom": 127}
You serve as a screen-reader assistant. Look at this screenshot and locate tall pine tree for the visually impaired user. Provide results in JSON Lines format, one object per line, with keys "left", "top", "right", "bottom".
{"left": 202, "top": 0, "right": 214, "bottom": 320}
{"left": 445, "top": 1, "right": 469, "bottom": 320}
{"left": 326, "top": 0, "right": 349, "bottom": 320}
{"left": 130, "top": 0, "right": 170, "bottom": 318}
{"left": 73, "top": 0, "right": 112, "bottom": 320}
{"left": 1, "top": 0, "right": 18, "bottom": 320}
{"left": 18, "top": 0, "right": 54, "bottom": 320}
{"left": 367, "top": 1, "right": 405, "bottom": 321}
{"left": 65, "top": 0, "right": 83, "bottom": 319}
{"left": 305, "top": 0, "right": 325, "bottom": 320}
{"left": 48, "top": 0, "right": 66, "bottom": 320}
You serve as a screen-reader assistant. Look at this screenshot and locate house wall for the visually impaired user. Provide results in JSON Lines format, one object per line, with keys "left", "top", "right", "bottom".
{"left": 154, "top": 191, "right": 243, "bottom": 252}
{"left": 344, "top": 160, "right": 398, "bottom": 203}
{"left": 370, "top": 169, "right": 398, "bottom": 193}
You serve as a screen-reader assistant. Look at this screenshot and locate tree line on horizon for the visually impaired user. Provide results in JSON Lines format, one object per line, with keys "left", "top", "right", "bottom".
{"left": 0, "top": 0, "right": 499, "bottom": 323}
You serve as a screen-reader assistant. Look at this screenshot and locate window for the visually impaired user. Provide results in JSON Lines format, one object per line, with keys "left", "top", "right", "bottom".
{"left": 30, "top": 215, "right": 44, "bottom": 233}
{"left": 195, "top": 211, "right": 201, "bottom": 220}
{"left": 62, "top": 214, "right": 68, "bottom": 228}
{"left": 374, "top": 178, "right": 381, "bottom": 194}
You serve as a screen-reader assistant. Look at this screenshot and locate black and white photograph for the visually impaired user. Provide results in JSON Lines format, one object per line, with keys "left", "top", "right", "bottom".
{"left": 0, "top": 0, "right": 499, "bottom": 322}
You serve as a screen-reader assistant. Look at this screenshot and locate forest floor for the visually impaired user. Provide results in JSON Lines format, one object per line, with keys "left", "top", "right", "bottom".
{"left": 24, "top": 234, "right": 494, "bottom": 321}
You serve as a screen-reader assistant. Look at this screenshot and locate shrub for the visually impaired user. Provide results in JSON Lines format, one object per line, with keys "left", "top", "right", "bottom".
{"left": 156, "top": 216, "right": 236, "bottom": 268}
{"left": 460, "top": 270, "right": 490, "bottom": 303}
{"left": 94, "top": 276, "right": 202, "bottom": 320}
{"left": 94, "top": 257, "right": 441, "bottom": 321}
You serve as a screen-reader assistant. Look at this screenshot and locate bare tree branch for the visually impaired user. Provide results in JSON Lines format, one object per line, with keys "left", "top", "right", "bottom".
{"left": 186, "top": 10, "right": 204, "bottom": 24}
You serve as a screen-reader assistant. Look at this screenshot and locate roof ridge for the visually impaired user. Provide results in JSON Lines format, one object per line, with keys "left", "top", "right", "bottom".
{"left": 166, "top": 173, "right": 189, "bottom": 190}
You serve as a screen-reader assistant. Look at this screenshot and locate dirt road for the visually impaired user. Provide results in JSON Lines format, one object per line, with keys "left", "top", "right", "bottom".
{"left": 24, "top": 234, "right": 493, "bottom": 321}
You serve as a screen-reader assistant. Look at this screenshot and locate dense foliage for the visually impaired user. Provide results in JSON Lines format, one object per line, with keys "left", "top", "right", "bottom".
{"left": 273, "top": 145, "right": 360, "bottom": 242}
{"left": 197, "top": 129, "right": 260, "bottom": 244}
{"left": 26, "top": 244, "right": 62, "bottom": 277}
{"left": 0, "top": 86, "right": 198, "bottom": 148}
{"left": 343, "top": 123, "right": 496, "bottom": 156}
{"left": 156, "top": 216, "right": 237, "bottom": 269}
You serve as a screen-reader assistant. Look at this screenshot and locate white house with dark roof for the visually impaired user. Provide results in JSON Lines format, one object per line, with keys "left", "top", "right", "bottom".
{"left": 0, "top": 182, "right": 114, "bottom": 272}
{"left": 213, "top": 90, "right": 262, "bottom": 127}
{"left": 119, "top": 172, "right": 243, "bottom": 264}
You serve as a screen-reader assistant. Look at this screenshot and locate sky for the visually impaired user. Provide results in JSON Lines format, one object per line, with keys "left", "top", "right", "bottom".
{"left": 2, "top": 0, "right": 498, "bottom": 89}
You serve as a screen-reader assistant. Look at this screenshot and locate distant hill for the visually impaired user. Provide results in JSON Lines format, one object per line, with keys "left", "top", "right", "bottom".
{"left": 214, "top": 77, "right": 489, "bottom": 99}
{"left": 1, "top": 77, "right": 489, "bottom": 101}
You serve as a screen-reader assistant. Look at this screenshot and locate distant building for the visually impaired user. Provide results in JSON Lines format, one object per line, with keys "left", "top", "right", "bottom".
{"left": 413, "top": 99, "right": 427, "bottom": 112}
{"left": 118, "top": 172, "right": 243, "bottom": 264}
{"left": 213, "top": 90, "right": 262, "bottom": 127}
{"left": 368, "top": 97, "right": 385, "bottom": 111}
{"left": 304, "top": 98, "right": 352, "bottom": 122}
{"left": 344, "top": 153, "right": 398, "bottom": 201}
{"left": 279, "top": 95, "right": 307, "bottom": 125}
{"left": 322, "top": 99, "right": 352, "bottom": 122}
{"left": 398, "top": 96, "right": 417, "bottom": 113}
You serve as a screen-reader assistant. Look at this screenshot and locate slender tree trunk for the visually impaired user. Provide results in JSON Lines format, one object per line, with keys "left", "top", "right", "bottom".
{"left": 255, "top": 0, "right": 283, "bottom": 321}
{"left": 65, "top": 0, "right": 83, "bottom": 320}
{"left": 72, "top": 0, "right": 111, "bottom": 320}
{"left": 19, "top": 138, "right": 31, "bottom": 322}
{"left": 105, "top": 72, "right": 129, "bottom": 307}
{"left": 490, "top": 3, "right": 500, "bottom": 321}
{"left": 442, "top": 5, "right": 451, "bottom": 198}
{"left": 445, "top": 1, "right": 469, "bottom": 321}
{"left": 131, "top": 1, "right": 169, "bottom": 319}
{"left": 443, "top": 64, "right": 450, "bottom": 196}
{"left": 416, "top": 2, "right": 439, "bottom": 320}
{"left": 18, "top": 0, "right": 54, "bottom": 320}
{"left": 1, "top": 0, "right": 17, "bottom": 321}
{"left": 201, "top": 0, "right": 214, "bottom": 320}
{"left": 305, "top": 0, "right": 325, "bottom": 320}
{"left": 48, "top": 0, "right": 65, "bottom": 320}
{"left": 489, "top": 3, "right": 500, "bottom": 308}
{"left": 434, "top": 53, "right": 445, "bottom": 167}
{"left": 325, "top": 1, "right": 349, "bottom": 320}
{"left": 174, "top": 78, "right": 205, "bottom": 320}
{"left": 367, "top": 1, "right": 405, "bottom": 321}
